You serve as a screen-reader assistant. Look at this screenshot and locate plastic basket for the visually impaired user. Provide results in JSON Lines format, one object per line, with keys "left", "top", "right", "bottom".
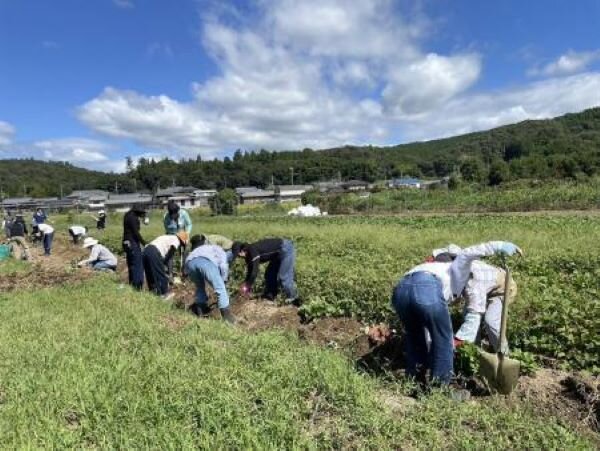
{"left": 0, "top": 244, "right": 11, "bottom": 261}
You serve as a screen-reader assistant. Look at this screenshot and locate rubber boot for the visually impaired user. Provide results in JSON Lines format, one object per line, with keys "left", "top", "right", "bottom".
{"left": 190, "top": 303, "right": 211, "bottom": 317}
{"left": 220, "top": 307, "right": 236, "bottom": 324}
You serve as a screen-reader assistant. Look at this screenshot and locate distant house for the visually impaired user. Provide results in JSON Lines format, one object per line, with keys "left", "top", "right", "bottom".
{"left": 2, "top": 196, "right": 73, "bottom": 212}
{"left": 276, "top": 185, "right": 313, "bottom": 202}
{"left": 155, "top": 186, "right": 206, "bottom": 209}
{"left": 66, "top": 190, "right": 109, "bottom": 201}
{"left": 341, "top": 180, "right": 369, "bottom": 191}
{"left": 193, "top": 189, "right": 218, "bottom": 206}
{"left": 239, "top": 189, "right": 276, "bottom": 204}
{"left": 235, "top": 186, "right": 259, "bottom": 195}
{"left": 104, "top": 193, "right": 153, "bottom": 212}
{"left": 389, "top": 177, "right": 421, "bottom": 189}
{"left": 2, "top": 197, "right": 36, "bottom": 210}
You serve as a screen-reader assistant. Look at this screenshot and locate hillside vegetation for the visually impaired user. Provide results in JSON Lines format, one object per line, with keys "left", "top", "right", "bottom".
{"left": 2, "top": 107, "right": 600, "bottom": 196}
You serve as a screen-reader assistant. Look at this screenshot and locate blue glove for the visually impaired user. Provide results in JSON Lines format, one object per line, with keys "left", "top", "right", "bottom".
{"left": 496, "top": 242, "right": 522, "bottom": 256}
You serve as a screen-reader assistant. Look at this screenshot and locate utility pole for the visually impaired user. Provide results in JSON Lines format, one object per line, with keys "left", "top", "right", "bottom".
{"left": 23, "top": 184, "right": 26, "bottom": 196}
{"left": 60, "top": 184, "right": 64, "bottom": 199}
{"left": 133, "top": 179, "right": 137, "bottom": 193}
{"left": 271, "top": 174, "right": 274, "bottom": 188}
{"left": 290, "top": 167, "right": 294, "bottom": 185}
{"left": 115, "top": 180, "right": 119, "bottom": 194}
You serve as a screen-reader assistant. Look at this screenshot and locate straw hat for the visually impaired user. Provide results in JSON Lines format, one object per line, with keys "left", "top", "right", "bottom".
{"left": 82, "top": 237, "right": 99, "bottom": 248}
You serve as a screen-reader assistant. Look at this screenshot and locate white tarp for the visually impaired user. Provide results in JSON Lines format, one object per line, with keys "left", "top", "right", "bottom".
{"left": 287, "top": 204, "right": 327, "bottom": 217}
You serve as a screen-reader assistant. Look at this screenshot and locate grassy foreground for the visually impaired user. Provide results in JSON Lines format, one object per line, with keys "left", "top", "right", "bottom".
{"left": 0, "top": 277, "right": 593, "bottom": 448}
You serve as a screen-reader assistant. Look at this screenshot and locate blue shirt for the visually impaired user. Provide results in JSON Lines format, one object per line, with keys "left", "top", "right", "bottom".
{"left": 185, "top": 244, "right": 228, "bottom": 281}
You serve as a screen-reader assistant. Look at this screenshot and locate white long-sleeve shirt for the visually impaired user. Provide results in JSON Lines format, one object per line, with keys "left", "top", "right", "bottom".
{"left": 69, "top": 225, "right": 87, "bottom": 236}
{"left": 185, "top": 244, "right": 229, "bottom": 282}
{"left": 37, "top": 223, "right": 54, "bottom": 234}
{"left": 149, "top": 235, "right": 181, "bottom": 258}
{"left": 80, "top": 244, "right": 117, "bottom": 267}
{"left": 406, "top": 241, "right": 511, "bottom": 303}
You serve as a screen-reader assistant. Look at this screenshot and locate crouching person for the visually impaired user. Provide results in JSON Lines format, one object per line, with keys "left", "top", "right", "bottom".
{"left": 184, "top": 235, "right": 235, "bottom": 324}
{"left": 232, "top": 238, "right": 300, "bottom": 306}
{"left": 142, "top": 232, "right": 188, "bottom": 300}
{"left": 78, "top": 237, "right": 117, "bottom": 271}
{"left": 392, "top": 241, "right": 522, "bottom": 387}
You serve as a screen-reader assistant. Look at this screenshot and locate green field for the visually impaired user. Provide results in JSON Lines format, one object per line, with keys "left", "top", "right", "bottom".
{"left": 81, "top": 210, "right": 600, "bottom": 372}
{"left": 2, "top": 210, "right": 599, "bottom": 447}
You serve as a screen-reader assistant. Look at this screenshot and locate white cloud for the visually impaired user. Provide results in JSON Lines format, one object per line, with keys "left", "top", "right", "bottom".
{"left": 0, "top": 121, "right": 15, "bottom": 147}
{"left": 74, "top": 0, "right": 600, "bottom": 165}
{"left": 399, "top": 73, "right": 600, "bottom": 141}
{"left": 78, "top": 0, "right": 466, "bottom": 154}
{"left": 113, "top": 0, "right": 134, "bottom": 9}
{"left": 530, "top": 50, "right": 600, "bottom": 77}
{"left": 383, "top": 53, "right": 481, "bottom": 117}
{"left": 10, "top": 138, "right": 125, "bottom": 172}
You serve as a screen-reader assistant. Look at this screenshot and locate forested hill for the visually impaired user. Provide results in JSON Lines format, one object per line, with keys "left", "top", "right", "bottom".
{"left": 2, "top": 106, "right": 600, "bottom": 196}
{"left": 0, "top": 160, "right": 124, "bottom": 198}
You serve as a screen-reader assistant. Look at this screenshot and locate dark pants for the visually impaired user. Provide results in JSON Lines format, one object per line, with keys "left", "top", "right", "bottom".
{"left": 124, "top": 241, "right": 144, "bottom": 290}
{"left": 392, "top": 271, "right": 454, "bottom": 385}
{"left": 43, "top": 232, "right": 54, "bottom": 256}
{"left": 69, "top": 230, "right": 81, "bottom": 244}
{"left": 264, "top": 239, "right": 298, "bottom": 300}
{"left": 143, "top": 245, "right": 169, "bottom": 296}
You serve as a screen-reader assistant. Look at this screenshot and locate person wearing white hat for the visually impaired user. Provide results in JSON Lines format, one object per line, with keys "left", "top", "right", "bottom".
{"left": 78, "top": 237, "right": 118, "bottom": 271}
{"left": 391, "top": 240, "right": 522, "bottom": 387}
{"left": 429, "top": 244, "right": 518, "bottom": 354}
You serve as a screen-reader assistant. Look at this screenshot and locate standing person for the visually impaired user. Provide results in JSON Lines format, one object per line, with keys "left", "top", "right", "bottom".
{"left": 78, "top": 237, "right": 118, "bottom": 271}
{"left": 37, "top": 223, "right": 54, "bottom": 256}
{"left": 391, "top": 241, "right": 522, "bottom": 387}
{"left": 91, "top": 210, "right": 107, "bottom": 230}
{"left": 185, "top": 234, "right": 235, "bottom": 323}
{"left": 7, "top": 215, "right": 30, "bottom": 260}
{"left": 33, "top": 208, "right": 47, "bottom": 225}
{"left": 232, "top": 238, "right": 300, "bottom": 306}
{"left": 123, "top": 204, "right": 147, "bottom": 290}
{"left": 427, "top": 246, "right": 518, "bottom": 354}
{"left": 142, "top": 232, "right": 188, "bottom": 299}
{"left": 68, "top": 225, "right": 88, "bottom": 244}
{"left": 163, "top": 200, "right": 192, "bottom": 235}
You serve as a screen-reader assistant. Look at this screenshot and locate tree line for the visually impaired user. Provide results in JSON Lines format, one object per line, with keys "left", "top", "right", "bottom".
{"left": 1, "top": 107, "right": 600, "bottom": 197}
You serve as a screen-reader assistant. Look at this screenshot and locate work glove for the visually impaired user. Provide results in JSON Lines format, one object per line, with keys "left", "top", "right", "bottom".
{"left": 239, "top": 283, "right": 251, "bottom": 297}
{"left": 496, "top": 242, "right": 523, "bottom": 257}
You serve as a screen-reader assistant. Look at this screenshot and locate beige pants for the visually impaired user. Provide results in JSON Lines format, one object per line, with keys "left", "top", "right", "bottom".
{"left": 9, "top": 236, "right": 31, "bottom": 261}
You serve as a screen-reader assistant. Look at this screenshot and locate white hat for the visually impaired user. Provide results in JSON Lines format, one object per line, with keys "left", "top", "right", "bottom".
{"left": 432, "top": 243, "right": 462, "bottom": 258}
{"left": 82, "top": 237, "right": 99, "bottom": 248}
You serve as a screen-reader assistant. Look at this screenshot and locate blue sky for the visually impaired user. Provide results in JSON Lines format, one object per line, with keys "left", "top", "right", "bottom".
{"left": 1, "top": 0, "right": 600, "bottom": 172}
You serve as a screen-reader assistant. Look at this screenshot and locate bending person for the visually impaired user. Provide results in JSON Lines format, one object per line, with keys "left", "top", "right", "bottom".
{"left": 142, "top": 232, "right": 188, "bottom": 299}
{"left": 429, "top": 245, "right": 518, "bottom": 354}
{"left": 68, "top": 225, "right": 88, "bottom": 244}
{"left": 232, "top": 238, "right": 300, "bottom": 306}
{"left": 391, "top": 241, "right": 522, "bottom": 386}
{"left": 184, "top": 234, "right": 235, "bottom": 324}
